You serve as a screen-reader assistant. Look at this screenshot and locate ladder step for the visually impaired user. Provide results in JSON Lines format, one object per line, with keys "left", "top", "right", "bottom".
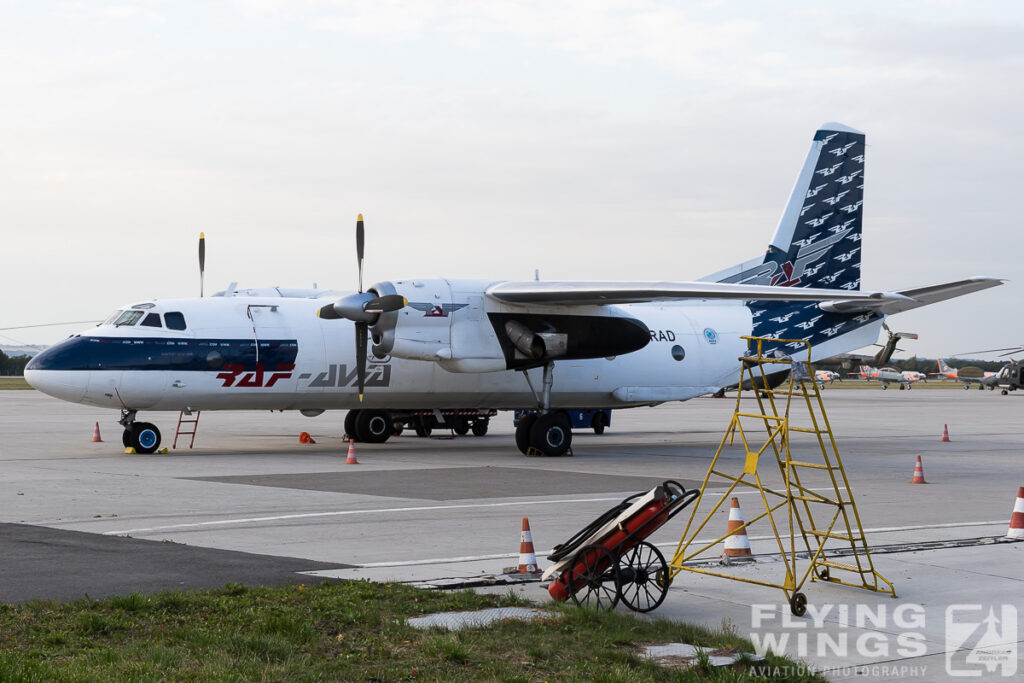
{"left": 787, "top": 460, "right": 834, "bottom": 470}
{"left": 809, "top": 529, "right": 852, "bottom": 541}
{"left": 817, "top": 559, "right": 871, "bottom": 573}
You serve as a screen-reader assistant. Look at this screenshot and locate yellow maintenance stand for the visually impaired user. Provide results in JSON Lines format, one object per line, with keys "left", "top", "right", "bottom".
{"left": 668, "top": 337, "right": 895, "bottom": 615}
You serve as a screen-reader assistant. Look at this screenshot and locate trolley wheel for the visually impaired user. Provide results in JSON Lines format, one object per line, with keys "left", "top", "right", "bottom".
{"left": 568, "top": 544, "right": 620, "bottom": 610}
{"left": 790, "top": 592, "right": 807, "bottom": 617}
{"left": 616, "top": 541, "right": 670, "bottom": 613}
{"left": 814, "top": 566, "right": 830, "bottom": 581}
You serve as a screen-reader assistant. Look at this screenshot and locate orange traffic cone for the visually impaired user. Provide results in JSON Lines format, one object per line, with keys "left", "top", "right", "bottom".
{"left": 910, "top": 455, "right": 927, "bottom": 484}
{"left": 345, "top": 439, "right": 359, "bottom": 464}
{"left": 91, "top": 422, "right": 103, "bottom": 442}
{"left": 299, "top": 431, "right": 316, "bottom": 444}
{"left": 1007, "top": 487, "right": 1024, "bottom": 540}
{"left": 723, "top": 497, "right": 753, "bottom": 559}
{"left": 940, "top": 424, "right": 951, "bottom": 442}
{"left": 517, "top": 517, "right": 539, "bottom": 573}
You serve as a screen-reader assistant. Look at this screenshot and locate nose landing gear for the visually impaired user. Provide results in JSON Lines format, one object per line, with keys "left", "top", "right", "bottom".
{"left": 119, "top": 410, "right": 162, "bottom": 454}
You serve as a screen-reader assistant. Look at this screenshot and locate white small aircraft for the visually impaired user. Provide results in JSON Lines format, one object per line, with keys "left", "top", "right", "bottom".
{"left": 933, "top": 358, "right": 998, "bottom": 390}
{"left": 814, "top": 369, "right": 841, "bottom": 386}
{"left": 26, "top": 123, "right": 1002, "bottom": 454}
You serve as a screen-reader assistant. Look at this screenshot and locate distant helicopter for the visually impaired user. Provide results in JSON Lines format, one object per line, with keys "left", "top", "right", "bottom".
{"left": 954, "top": 346, "right": 1024, "bottom": 395}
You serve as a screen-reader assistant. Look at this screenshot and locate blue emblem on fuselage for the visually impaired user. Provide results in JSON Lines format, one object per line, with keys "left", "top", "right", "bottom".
{"left": 703, "top": 328, "right": 718, "bottom": 345}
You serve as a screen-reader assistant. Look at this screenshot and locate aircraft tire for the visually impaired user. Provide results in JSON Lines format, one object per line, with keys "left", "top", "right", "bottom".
{"left": 471, "top": 419, "right": 488, "bottom": 436}
{"left": 515, "top": 414, "right": 537, "bottom": 454}
{"left": 344, "top": 410, "right": 359, "bottom": 441}
{"left": 130, "top": 422, "right": 161, "bottom": 454}
{"left": 591, "top": 412, "right": 606, "bottom": 435}
{"left": 452, "top": 418, "right": 470, "bottom": 436}
{"left": 356, "top": 410, "right": 392, "bottom": 444}
{"left": 530, "top": 413, "right": 572, "bottom": 457}
{"left": 963, "top": 384, "right": 969, "bottom": 390}
{"left": 122, "top": 429, "right": 132, "bottom": 447}
{"left": 881, "top": 384, "right": 888, "bottom": 390}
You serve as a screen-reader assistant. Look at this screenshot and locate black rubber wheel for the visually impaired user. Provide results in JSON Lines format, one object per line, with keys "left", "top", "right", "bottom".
{"left": 122, "top": 429, "right": 132, "bottom": 447}
{"left": 130, "top": 422, "right": 161, "bottom": 454}
{"left": 515, "top": 414, "right": 538, "bottom": 454}
{"left": 591, "top": 412, "right": 606, "bottom": 435}
{"left": 452, "top": 418, "right": 470, "bottom": 436}
{"left": 790, "top": 592, "right": 807, "bottom": 617}
{"left": 568, "top": 544, "right": 620, "bottom": 610}
{"left": 1003, "top": 390, "right": 1009, "bottom": 395}
{"left": 471, "top": 419, "right": 488, "bottom": 436}
{"left": 881, "top": 384, "right": 888, "bottom": 390}
{"left": 355, "top": 410, "right": 392, "bottom": 443}
{"left": 344, "top": 410, "right": 359, "bottom": 441}
{"left": 963, "top": 384, "right": 970, "bottom": 390}
{"left": 414, "top": 418, "right": 433, "bottom": 438}
{"left": 392, "top": 423, "right": 404, "bottom": 437}
{"left": 616, "top": 541, "right": 670, "bottom": 613}
{"left": 530, "top": 413, "right": 572, "bottom": 456}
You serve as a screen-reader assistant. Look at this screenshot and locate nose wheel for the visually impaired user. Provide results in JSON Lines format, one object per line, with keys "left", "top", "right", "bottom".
{"left": 119, "top": 411, "right": 162, "bottom": 454}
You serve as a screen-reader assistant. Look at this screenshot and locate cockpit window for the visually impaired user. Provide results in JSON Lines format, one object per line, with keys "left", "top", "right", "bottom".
{"left": 113, "top": 310, "right": 145, "bottom": 327}
{"left": 165, "top": 312, "right": 187, "bottom": 330}
{"left": 140, "top": 313, "right": 163, "bottom": 328}
{"left": 102, "top": 310, "right": 122, "bottom": 325}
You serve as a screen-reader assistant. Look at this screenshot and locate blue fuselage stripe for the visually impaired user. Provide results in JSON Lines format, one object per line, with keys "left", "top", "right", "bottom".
{"left": 26, "top": 336, "right": 299, "bottom": 372}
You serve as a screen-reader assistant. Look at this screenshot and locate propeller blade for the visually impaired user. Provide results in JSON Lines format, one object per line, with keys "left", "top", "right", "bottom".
{"left": 355, "top": 321, "right": 368, "bottom": 402}
{"left": 364, "top": 294, "right": 407, "bottom": 314}
{"left": 356, "top": 214, "right": 365, "bottom": 293}
{"left": 199, "top": 232, "right": 206, "bottom": 297}
{"left": 317, "top": 304, "right": 344, "bottom": 320}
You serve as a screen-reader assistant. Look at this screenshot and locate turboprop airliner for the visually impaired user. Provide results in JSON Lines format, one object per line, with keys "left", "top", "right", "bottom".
{"left": 25, "top": 123, "right": 1002, "bottom": 455}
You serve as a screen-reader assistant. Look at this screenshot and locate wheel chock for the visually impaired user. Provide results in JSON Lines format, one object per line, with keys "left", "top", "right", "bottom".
{"left": 124, "top": 447, "right": 137, "bottom": 454}
{"left": 158, "top": 448, "right": 169, "bottom": 454}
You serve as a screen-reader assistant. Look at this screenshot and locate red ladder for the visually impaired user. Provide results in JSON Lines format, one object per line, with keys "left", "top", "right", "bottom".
{"left": 173, "top": 411, "right": 201, "bottom": 449}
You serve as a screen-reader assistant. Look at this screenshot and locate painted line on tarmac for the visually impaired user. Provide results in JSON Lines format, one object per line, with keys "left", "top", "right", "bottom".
{"left": 318, "top": 520, "right": 1008, "bottom": 569}
{"left": 98, "top": 487, "right": 845, "bottom": 536}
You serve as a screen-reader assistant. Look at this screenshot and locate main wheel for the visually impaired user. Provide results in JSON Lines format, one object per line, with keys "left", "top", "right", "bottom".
{"left": 344, "top": 410, "right": 360, "bottom": 441}
{"left": 129, "top": 422, "right": 161, "bottom": 454}
{"left": 963, "top": 384, "right": 970, "bottom": 390}
{"left": 616, "top": 541, "right": 670, "bottom": 613}
{"left": 452, "top": 418, "right": 470, "bottom": 436}
{"left": 471, "top": 419, "right": 489, "bottom": 436}
{"left": 355, "top": 410, "right": 392, "bottom": 444}
{"left": 591, "top": 412, "right": 606, "bottom": 435}
{"left": 530, "top": 413, "right": 572, "bottom": 456}
{"left": 881, "top": 384, "right": 888, "bottom": 390}
{"left": 414, "top": 418, "right": 433, "bottom": 438}
{"left": 568, "top": 544, "right": 620, "bottom": 610}
{"left": 515, "top": 414, "right": 538, "bottom": 454}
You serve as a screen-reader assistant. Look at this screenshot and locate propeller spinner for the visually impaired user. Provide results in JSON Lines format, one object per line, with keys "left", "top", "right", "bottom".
{"left": 317, "top": 214, "right": 407, "bottom": 401}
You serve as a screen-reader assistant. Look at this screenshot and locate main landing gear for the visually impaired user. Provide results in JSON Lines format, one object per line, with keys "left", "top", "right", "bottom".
{"left": 119, "top": 410, "right": 162, "bottom": 454}
{"left": 515, "top": 362, "right": 573, "bottom": 457}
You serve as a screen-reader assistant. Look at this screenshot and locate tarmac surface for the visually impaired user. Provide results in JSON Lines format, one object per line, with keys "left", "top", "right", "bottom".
{"left": 1, "top": 386, "right": 1022, "bottom": 680}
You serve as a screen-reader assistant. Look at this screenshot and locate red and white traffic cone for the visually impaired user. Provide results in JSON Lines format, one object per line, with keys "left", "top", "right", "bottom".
{"left": 345, "top": 439, "right": 359, "bottom": 465}
{"left": 517, "top": 517, "right": 539, "bottom": 573}
{"left": 940, "top": 424, "right": 951, "bottom": 442}
{"left": 91, "top": 422, "right": 103, "bottom": 443}
{"left": 1007, "top": 487, "right": 1024, "bottom": 540}
{"left": 723, "top": 497, "right": 753, "bottom": 559}
{"left": 910, "top": 455, "right": 927, "bottom": 484}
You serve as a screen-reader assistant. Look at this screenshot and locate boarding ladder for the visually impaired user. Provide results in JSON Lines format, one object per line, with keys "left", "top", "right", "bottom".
{"left": 172, "top": 410, "right": 201, "bottom": 449}
{"left": 668, "top": 336, "right": 895, "bottom": 615}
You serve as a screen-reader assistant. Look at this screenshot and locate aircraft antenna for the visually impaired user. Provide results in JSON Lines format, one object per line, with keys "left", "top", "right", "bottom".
{"left": 199, "top": 232, "right": 206, "bottom": 298}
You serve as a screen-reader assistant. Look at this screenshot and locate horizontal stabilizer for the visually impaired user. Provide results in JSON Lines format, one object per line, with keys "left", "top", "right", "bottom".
{"left": 819, "top": 277, "right": 1003, "bottom": 315}
{"left": 486, "top": 281, "right": 912, "bottom": 306}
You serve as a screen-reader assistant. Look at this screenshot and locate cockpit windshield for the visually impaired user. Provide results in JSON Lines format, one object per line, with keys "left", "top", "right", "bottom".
{"left": 113, "top": 310, "right": 145, "bottom": 327}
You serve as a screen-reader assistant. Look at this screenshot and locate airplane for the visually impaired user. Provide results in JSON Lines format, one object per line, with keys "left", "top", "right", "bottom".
{"left": 849, "top": 365, "right": 914, "bottom": 390}
{"left": 932, "top": 358, "right": 998, "bottom": 390}
{"left": 24, "top": 123, "right": 1003, "bottom": 455}
{"left": 814, "top": 369, "right": 841, "bottom": 387}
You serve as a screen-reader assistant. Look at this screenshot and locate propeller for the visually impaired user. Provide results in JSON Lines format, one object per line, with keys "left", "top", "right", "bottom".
{"left": 872, "top": 322, "right": 918, "bottom": 366}
{"left": 316, "top": 214, "right": 407, "bottom": 401}
{"left": 199, "top": 232, "right": 206, "bottom": 297}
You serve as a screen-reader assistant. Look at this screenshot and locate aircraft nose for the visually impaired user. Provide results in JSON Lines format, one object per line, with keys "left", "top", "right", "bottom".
{"left": 24, "top": 341, "right": 90, "bottom": 402}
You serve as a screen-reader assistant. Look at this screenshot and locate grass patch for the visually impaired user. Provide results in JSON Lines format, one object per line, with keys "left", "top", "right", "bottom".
{"left": 0, "top": 581, "right": 822, "bottom": 681}
{"left": 0, "top": 377, "right": 31, "bottom": 390}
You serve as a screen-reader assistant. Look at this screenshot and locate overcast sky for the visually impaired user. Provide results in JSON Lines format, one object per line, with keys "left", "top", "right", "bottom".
{"left": 2, "top": 1, "right": 1021, "bottom": 358}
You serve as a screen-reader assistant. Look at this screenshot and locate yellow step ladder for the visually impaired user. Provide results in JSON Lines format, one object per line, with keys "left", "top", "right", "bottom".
{"left": 668, "top": 336, "right": 895, "bottom": 615}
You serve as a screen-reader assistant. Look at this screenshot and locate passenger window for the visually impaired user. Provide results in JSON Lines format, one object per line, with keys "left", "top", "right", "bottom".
{"left": 113, "top": 310, "right": 145, "bottom": 326}
{"left": 165, "top": 312, "right": 187, "bottom": 330}
{"left": 140, "top": 313, "right": 163, "bottom": 328}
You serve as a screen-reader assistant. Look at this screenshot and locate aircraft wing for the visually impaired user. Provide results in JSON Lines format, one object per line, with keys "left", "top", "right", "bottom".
{"left": 485, "top": 281, "right": 914, "bottom": 306}
{"left": 819, "top": 277, "right": 1003, "bottom": 314}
